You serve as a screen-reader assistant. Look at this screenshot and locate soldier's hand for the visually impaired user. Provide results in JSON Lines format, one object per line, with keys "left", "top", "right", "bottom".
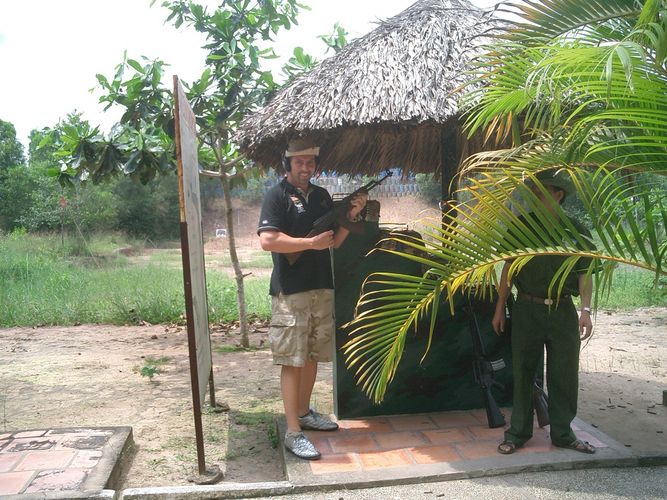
{"left": 310, "top": 230, "right": 335, "bottom": 250}
{"left": 491, "top": 307, "right": 505, "bottom": 336}
{"left": 579, "top": 312, "right": 593, "bottom": 340}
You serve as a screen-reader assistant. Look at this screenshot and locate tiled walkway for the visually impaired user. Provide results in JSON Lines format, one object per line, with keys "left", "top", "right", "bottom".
{"left": 0, "top": 427, "right": 131, "bottom": 497}
{"left": 283, "top": 409, "right": 630, "bottom": 487}
{"left": 0, "top": 414, "right": 635, "bottom": 497}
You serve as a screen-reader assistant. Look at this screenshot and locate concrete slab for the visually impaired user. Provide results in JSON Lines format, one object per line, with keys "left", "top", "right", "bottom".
{"left": 0, "top": 426, "right": 132, "bottom": 499}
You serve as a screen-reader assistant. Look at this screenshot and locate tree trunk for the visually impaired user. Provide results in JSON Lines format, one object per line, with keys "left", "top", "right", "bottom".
{"left": 220, "top": 175, "right": 250, "bottom": 347}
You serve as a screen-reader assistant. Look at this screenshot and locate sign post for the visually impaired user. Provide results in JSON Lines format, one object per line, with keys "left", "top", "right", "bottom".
{"left": 173, "top": 75, "right": 223, "bottom": 484}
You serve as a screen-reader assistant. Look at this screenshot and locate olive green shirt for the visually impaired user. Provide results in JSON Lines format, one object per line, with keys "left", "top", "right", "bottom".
{"left": 505, "top": 213, "right": 596, "bottom": 298}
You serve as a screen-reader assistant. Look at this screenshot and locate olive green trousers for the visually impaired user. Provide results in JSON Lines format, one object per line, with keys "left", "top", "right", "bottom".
{"left": 504, "top": 298, "right": 580, "bottom": 447}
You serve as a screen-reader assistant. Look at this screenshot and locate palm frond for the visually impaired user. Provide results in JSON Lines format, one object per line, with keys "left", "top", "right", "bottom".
{"left": 344, "top": 0, "right": 667, "bottom": 405}
{"left": 344, "top": 165, "right": 666, "bottom": 403}
{"left": 499, "top": 0, "right": 642, "bottom": 44}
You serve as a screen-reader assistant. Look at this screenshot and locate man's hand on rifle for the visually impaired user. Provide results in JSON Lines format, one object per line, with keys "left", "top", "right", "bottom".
{"left": 310, "top": 230, "right": 335, "bottom": 250}
{"left": 346, "top": 192, "right": 368, "bottom": 221}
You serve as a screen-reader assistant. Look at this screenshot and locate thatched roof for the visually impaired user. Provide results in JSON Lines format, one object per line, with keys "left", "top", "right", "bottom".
{"left": 236, "top": 0, "right": 493, "bottom": 176}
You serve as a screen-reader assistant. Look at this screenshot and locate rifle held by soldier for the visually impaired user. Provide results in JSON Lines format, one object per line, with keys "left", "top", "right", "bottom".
{"left": 533, "top": 382, "right": 550, "bottom": 428}
{"left": 466, "top": 297, "right": 507, "bottom": 429}
{"left": 533, "top": 352, "right": 549, "bottom": 428}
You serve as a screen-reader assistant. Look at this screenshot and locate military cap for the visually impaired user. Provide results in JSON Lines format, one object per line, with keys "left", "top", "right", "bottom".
{"left": 530, "top": 169, "right": 573, "bottom": 197}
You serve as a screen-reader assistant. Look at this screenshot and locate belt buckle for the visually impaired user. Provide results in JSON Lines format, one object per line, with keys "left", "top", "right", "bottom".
{"left": 543, "top": 298, "right": 554, "bottom": 305}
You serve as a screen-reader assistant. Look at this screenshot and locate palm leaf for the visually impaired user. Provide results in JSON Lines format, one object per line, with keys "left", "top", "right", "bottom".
{"left": 344, "top": 165, "right": 666, "bottom": 403}
{"left": 343, "top": 0, "right": 667, "bottom": 404}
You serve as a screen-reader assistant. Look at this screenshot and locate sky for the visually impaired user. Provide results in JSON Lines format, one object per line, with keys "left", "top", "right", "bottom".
{"left": 0, "top": 0, "right": 498, "bottom": 147}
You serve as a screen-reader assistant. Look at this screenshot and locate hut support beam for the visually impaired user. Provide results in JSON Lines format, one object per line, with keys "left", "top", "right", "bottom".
{"left": 440, "top": 130, "right": 459, "bottom": 203}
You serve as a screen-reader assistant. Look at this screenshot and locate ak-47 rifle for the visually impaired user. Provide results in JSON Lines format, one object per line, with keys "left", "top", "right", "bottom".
{"left": 465, "top": 297, "right": 507, "bottom": 428}
{"left": 533, "top": 351, "right": 550, "bottom": 428}
{"left": 284, "top": 171, "right": 392, "bottom": 265}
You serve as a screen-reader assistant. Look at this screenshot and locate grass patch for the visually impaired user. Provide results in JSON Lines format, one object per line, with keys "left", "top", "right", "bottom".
{"left": 234, "top": 411, "right": 275, "bottom": 427}
{"left": 226, "top": 409, "right": 279, "bottom": 458}
{"left": 0, "top": 232, "right": 271, "bottom": 327}
{"left": 598, "top": 264, "right": 667, "bottom": 310}
{"left": 203, "top": 249, "right": 272, "bottom": 269}
{"left": 135, "top": 356, "right": 171, "bottom": 381}
{"left": 1, "top": 232, "right": 664, "bottom": 327}
{"left": 213, "top": 344, "right": 263, "bottom": 353}
{"left": 241, "top": 252, "right": 273, "bottom": 268}
{"left": 206, "top": 273, "right": 271, "bottom": 323}
{"left": 143, "top": 250, "right": 182, "bottom": 265}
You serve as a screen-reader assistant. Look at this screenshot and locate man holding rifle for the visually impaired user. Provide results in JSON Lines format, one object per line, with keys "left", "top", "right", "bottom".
{"left": 492, "top": 169, "right": 596, "bottom": 455}
{"left": 257, "top": 138, "right": 367, "bottom": 460}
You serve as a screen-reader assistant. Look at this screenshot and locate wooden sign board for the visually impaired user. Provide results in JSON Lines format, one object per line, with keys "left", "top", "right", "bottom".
{"left": 174, "top": 76, "right": 222, "bottom": 481}
{"left": 173, "top": 77, "right": 213, "bottom": 410}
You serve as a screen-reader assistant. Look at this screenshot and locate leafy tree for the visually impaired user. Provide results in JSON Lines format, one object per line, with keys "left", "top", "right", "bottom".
{"left": 0, "top": 119, "right": 25, "bottom": 169}
{"left": 0, "top": 165, "right": 42, "bottom": 232}
{"left": 111, "top": 174, "right": 180, "bottom": 240}
{"left": 29, "top": 125, "right": 61, "bottom": 167}
{"left": 21, "top": 121, "right": 117, "bottom": 236}
{"left": 319, "top": 22, "right": 348, "bottom": 53}
{"left": 282, "top": 23, "right": 348, "bottom": 81}
{"left": 0, "top": 120, "right": 28, "bottom": 230}
{"left": 281, "top": 46, "right": 319, "bottom": 81}
{"left": 343, "top": 0, "right": 667, "bottom": 403}
{"left": 44, "top": 0, "right": 305, "bottom": 347}
{"left": 17, "top": 179, "right": 118, "bottom": 235}
{"left": 415, "top": 173, "right": 440, "bottom": 204}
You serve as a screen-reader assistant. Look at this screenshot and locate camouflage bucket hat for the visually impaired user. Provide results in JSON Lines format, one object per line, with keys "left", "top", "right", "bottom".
{"left": 285, "top": 138, "right": 320, "bottom": 157}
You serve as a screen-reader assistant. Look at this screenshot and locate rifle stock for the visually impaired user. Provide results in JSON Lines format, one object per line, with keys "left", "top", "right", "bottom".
{"left": 283, "top": 172, "right": 392, "bottom": 265}
{"left": 532, "top": 347, "right": 549, "bottom": 427}
{"left": 533, "top": 382, "right": 550, "bottom": 428}
{"left": 466, "top": 297, "right": 507, "bottom": 429}
{"left": 473, "top": 360, "right": 507, "bottom": 428}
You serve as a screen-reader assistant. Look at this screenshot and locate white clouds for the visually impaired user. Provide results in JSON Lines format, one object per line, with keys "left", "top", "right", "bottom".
{"left": 0, "top": 0, "right": 498, "bottom": 146}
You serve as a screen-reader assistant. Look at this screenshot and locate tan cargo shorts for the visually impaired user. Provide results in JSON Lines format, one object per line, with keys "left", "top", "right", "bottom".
{"left": 269, "top": 289, "right": 335, "bottom": 366}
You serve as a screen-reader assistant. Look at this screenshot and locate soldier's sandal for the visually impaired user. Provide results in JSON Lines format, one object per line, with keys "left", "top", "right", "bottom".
{"left": 556, "top": 439, "right": 596, "bottom": 454}
{"left": 497, "top": 440, "right": 521, "bottom": 454}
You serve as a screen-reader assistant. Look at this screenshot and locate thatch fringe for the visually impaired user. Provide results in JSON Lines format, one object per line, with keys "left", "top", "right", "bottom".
{"left": 237, "top": 0, "right": 494, "bottom": 175}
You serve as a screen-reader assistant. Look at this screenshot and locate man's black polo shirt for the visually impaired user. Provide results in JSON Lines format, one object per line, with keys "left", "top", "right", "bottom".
{"left": 257, "top": 178, "right": 334, "bottom": 296}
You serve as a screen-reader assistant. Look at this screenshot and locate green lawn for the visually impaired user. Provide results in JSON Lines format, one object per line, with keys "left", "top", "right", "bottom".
{"left": 0, "top": 232, "right": 664, "bottom": 328}
{"left": 0, "top": 232, "right": 271, "bottom": 327}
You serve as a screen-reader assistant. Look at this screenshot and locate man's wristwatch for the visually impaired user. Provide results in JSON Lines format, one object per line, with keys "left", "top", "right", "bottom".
{"left": 582, "top": 307, "right": 592, "bottom": 314}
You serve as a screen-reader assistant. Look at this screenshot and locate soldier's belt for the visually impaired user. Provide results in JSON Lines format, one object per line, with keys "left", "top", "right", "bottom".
{"left": 517, "top": 292, "right": 571, "bottom": 306}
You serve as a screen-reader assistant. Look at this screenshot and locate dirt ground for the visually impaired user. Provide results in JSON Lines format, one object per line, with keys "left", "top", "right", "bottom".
{"left": 1, "top": 196, "right": 666, "bottom": 487}
{"left": 1, "top": 308, "right": 665, "bottom": 488}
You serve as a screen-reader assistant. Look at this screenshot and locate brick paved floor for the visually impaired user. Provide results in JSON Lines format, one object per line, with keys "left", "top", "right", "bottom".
{"left": 0, "top": 427, "right": 130, "bottom": 496}
{"left": 0, "top": 414, "right": 622, "bottom": 496}
{"left": 291, "top": 409, "right": 612, "bottom": 479}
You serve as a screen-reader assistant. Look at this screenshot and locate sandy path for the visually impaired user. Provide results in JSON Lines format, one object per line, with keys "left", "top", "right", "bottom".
{"left": 0, "top": 308, "right": 665, "bottom": 487}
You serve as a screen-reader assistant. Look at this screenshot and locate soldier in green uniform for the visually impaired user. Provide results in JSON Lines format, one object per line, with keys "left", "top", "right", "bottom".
{"left": 492, "top": 169, "right": 596, "bottom": 455}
